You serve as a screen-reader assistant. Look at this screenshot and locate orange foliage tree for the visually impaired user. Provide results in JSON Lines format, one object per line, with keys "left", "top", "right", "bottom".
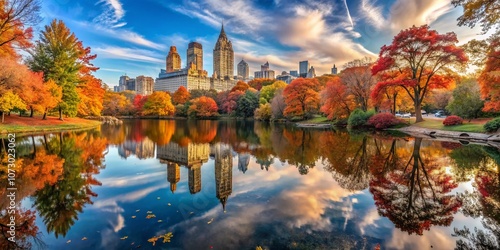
{"left": 479, "top": 35, "right": 500, "bottom": 112}
{"left": 230, "top": 81, "right": 250, "bottom": 92}
{"left": 76, "top": 75, "right": 105, "bottom": 116}
{"left": 142, "top": 91, "right": 175, "bottom": 116}
{"left": 247, "top": 78, "right": 275, "bottom": 91}
{"left": 283, "top": 78, "right": 321, "bottom": 118}
{"left": 188, "top": 96, "right": 218, "bottom": 118}
{"left": 172, "top": 86, "right": 190, "bottom": 105}
{"left": 320, "top": 77, "right": 356, "bottom": 120}
{"left": 372, "top": 25, "right": 467, "bottom": 122}
{"left": 0, "top": 0, "right": 40, "bottom": 58}
{"left": 341, "top": 63, "right": 377, "bottom": 111}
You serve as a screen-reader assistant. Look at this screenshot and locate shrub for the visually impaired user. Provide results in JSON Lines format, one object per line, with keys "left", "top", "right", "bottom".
{"left": 484, "top": 117, "right": 500, "bottom": 132}
{"left": 348, "top": 109, "right": 375, "bottom": 128}
{"left": 443, "top": 115, "right": 463, "bottom": 126}
{"left": 368, "top": 113, "right": 400, "bottom": 129}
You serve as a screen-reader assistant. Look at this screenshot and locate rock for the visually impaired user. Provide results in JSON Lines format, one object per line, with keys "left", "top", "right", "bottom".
{"left": 86, "top": 116, "right": 123, "bottom": 125}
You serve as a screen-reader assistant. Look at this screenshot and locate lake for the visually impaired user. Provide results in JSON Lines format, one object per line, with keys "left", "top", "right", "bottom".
{"left": 1, "top": 119, "right": 499, "bottom": 249}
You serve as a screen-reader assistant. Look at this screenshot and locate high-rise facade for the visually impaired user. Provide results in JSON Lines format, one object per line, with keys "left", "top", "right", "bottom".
{"left": 299, "top": 61, "right": 309, "bottom": 77}
{"left": 254, "top": 61, "right": 276, "bottom": 79}
{"left": 187, "top": 42, "right": 203, "bottom": 71}
{"left": 237, "top": 59, "right": 249, "bottom": 80}
{"left": 135, "top": 75, "right": 154, "bottom": 95}
{"left": 213, "top": 25, "right": 234, "bottom": 80}
{"left": 166, "top": 46, "right": 181, "bottom": 73}
{"left": 307, "top": 66, "right": 316, "bottom": 78}
{"left": 167, "top": 162, "right": 180, "bottom": 193}
{"left": 215, "top": 143, "right": 233, "bottom": 211}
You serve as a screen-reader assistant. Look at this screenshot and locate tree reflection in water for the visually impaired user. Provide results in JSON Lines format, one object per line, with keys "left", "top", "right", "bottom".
{"left": 369, "top": 137, "right": 461, "bottom": 235}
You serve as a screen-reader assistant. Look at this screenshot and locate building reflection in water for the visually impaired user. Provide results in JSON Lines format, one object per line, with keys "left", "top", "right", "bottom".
{"left": 157, "top": 142, "right": 209, "bottom": 194}
{"left": 213, "top": 143, "right": 233, "bottom": 211}
{"left": 118, "top": 137, "right": 156, "bottom": 159}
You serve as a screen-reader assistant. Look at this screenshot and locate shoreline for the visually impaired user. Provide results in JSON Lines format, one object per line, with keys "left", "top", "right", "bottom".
{"left": 0, "top": 119, "right": 102, "bottom": 137}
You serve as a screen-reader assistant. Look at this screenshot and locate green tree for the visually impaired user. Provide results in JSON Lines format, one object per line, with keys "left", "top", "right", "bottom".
{"left": 446, "top": 79, "right": 484, "bottom": 121}
{"left": 452, "top": 0, "right": 500, "bottom": 34}
{"left": 27, "top": 19, "right": 88, "bottom": 120}
{"left": 236, "top": 90, "right": 259, "bottom": 118}
{"left": 259, "top": 80, "right": 287, "bottom": 104}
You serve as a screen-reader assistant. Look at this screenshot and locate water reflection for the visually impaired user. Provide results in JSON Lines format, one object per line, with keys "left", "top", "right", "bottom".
{"left": 1, "top": 120, "right": 500, "bottom": 249}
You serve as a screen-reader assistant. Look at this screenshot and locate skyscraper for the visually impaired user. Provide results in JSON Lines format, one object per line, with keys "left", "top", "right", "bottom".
{"left": 167, "top": 162, "right": 180, "bottom": 193}
{"left": 213, "top": 24, "right": 234, "bottom": 80}
{"left": 307, "top": 66, "right": 316, "bottom": 78}
{"left": 331, "top": 64, "right": 338, "bottom": 75}
{"left": 254, "top": 61, "right": 275, "bottom": 79}
{"left": 166, "top": 46, "right": 181, "bottom": 73}
{"left": 135, "top": 75, "right": 154, "bottom": 95}
{"left": 215, "top": 143, "right": 233, "bottom": 211}
{"left": 237, "top": 59, "right": 249, "bottom": 80}
{"left": 299, "top": 61, "right": 309, "bottom": 77}
{"left": 187, "top": 42, "right": 203, "bottom": 71}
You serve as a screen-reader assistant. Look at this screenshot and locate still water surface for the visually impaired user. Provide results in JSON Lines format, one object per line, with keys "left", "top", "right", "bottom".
{"left": 1, "top": 119, "right": 499, "bottom": 249}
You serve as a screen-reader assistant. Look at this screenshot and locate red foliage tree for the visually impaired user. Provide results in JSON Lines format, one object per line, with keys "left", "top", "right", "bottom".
{"left": 443, "top": 115, "right": 463, "bottom": 126}
{"left": 133, "top": 94, "right": 148, "bottom": 115}
{"left": 368, "top": 113, "right": 401, "bottom": 129}
{"left": 479, "top": 35, "right": 500, "bottom": 112}
{"left": 188, "top": 96, "right": 218, "bottom": 118}
{"left": 247, "top": 78, "right": 275, "bottom": 91}
{"left": 320, "top": 77, "right": 356, "bottom": 120}
{"left": 372, "top": 25, "right": 467, "bottom": 122}
{"left": 283, "top": 78, "right": 321, "bottom": 118}
{"left": 172, "top": 86, "right": 190, "bottom": 105}
{"left": 220, "top": 90, "right": 243, "bottom": 114}
{"left": 230, "top": 81, "right": 250, "bottom": 92}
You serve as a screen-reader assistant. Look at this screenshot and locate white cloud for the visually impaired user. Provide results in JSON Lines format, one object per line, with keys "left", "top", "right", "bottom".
{"left": 359, "top": 0, "right": 386, "bottom": 29}
{"left": 94, "top": 0, "right": 127, "bottom": 28}
{"left": 94, "top": 46, "right": 164, "bottom": 64}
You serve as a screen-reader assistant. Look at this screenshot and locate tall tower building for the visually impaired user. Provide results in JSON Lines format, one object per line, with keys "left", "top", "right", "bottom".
{"left": 307, "top": 66, "right": 316, "bottom": 78}
{"left": 187, "top": 42, "right": 203, "bottom": 71}
{"left": 237, "top": 59, "right": 249, "bottom": 80}
{"left": 299, "top": 61, "right": 309, "bottom": 78}
{"left": 215, "top": 143, "right": 233, "bottom": 211}
{"left": 331, "top": 64, "right": 338, "bottom": 75}
{"left": 167, "top": 162, "right": 180, "bottom": 193}
{"left": 166, "top": 46, "right": 181, "bottom": 73}
{"left": 189, "top": 164, "right": 202, "bottom": 194}
{"left": 213, "top": 24, "right": 234, "bottom": 80}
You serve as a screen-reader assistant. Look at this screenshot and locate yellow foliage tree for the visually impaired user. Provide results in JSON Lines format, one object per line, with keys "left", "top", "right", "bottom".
{"left": 143, "top": 91, "right": 175, "bottom": 116}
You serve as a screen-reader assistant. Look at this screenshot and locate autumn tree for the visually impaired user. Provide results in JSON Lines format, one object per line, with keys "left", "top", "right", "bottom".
{"left": 188, "top": 96, "right": 218, "bottom": 118}
{"left": 479, "top": 35, "right": 500, "bottom": 112}
{"left": 372, "top": 25, "right": 467, "bottom": 122}
{"left": 255, "top": 103, "right": 272, "bottom": 121}
{"left": 259, "top": 80, "right": 287, "bottom": 104}
{"left": 27, "top": 19, "right": 94, "bottom": 120}
{"left": 0, "top": 0, "right": 41, "bottom": 58}
{"left": 76, "top": 75, "right": 104, "bottom": 116}
{"left": 341, "top": 59, "right": 377, "bottom": 111}
{"left": 102, "top": 91, "right": 130, "bottom": 116}
{"left": 283, "top": 78, "right": 321, "bottom": 119}
{"left": 38, "top": 79, "right": 62, "bottom": 120}
{"left": 142, "top": 91, "right": 175, "bottom": 116}
{"left": 220, "top": 90, "right": 244, "bottom": 114}
{"left": 320, "top": 77, "right": 356, "bottom": 120}
{"left": 172, "top": 86, "right": 190, "bottom": 105}
{"left": 0, "top": 90, "right": 25, "bottom": 122}
{"left": 230, "top": 81, "right": 250, "bottom": 92}
{"left": 133, "top": 94, "right": 148, "bottom": 115}
{"left": 447, "top": 78, "right": 484, "bottom": 120}
{"left": 271, "top": 88, "right": 286, "bottom": 120}
{"left": 248, "top": 78, "right": 275, "bottom": 91}
{"left": 452, "top": 0, "right": 500, "bottom": 33}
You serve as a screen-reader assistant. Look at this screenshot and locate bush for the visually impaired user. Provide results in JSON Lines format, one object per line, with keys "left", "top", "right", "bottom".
{"left": 484, "top": 117, "right": 500, "bottom": 132}
{"left": 368, "top": 113, "right": 400, "bottom": 129}
{"left": 348, "top": 109, "right": 375, "bottom": 128}
{"left": 443, "top": 115, "right": 463, "bottom": 126}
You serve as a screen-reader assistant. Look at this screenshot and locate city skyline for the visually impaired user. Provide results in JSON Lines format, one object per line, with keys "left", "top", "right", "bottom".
{"left": 38, "top": 0, "right": 491, "bottom": 87}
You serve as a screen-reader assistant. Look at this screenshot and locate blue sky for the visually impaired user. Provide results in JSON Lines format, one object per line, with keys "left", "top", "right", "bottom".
{"left": 37, "top": 0, "right": 489, "bottom": 87}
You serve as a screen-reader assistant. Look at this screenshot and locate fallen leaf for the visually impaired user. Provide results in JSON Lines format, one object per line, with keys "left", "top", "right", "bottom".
{"left": 207, "top": 218, "right": 214, "bottom": 224}
{"left": 81, "top": 237, "right": 87, "bottom": 241}
{"left": 157, "top": 197, "right": 161, "bottom": 200}
{"left": 66, "top": 240, "right": 71, "bottom": 244}
{"left": 120, "top": 236, "right": 128, "bottom": 240}
{"left": 148, "top": 236, "right": 159, "bottom": 246}
{"left": 158, "top": 220, "right": 163, "bottom": 223}
{"left": 167, "top": 203, "right": 171, "bottom": 206}
{"left": 135, "top": 210, "right": 140, "bottom": 212}
{"left": 146, "top": 214, "right": 156, "bottom": 219}
{"left": 147, "top": 211, "right": 153, "bottom": 214}
{"left": 131, "top": 216, "right": 136, "bottom": 219}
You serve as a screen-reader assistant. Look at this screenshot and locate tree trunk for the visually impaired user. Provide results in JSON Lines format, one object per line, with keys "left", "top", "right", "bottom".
{"left": 59, "top": 107, "right": 63, "bottom": 121}
{"left": 392, "top": 94, "right": 397, "bottom": 115}
{"left": 30, "top": 107, "right": 34, "bottom": 117}
{"left": 1, "top": 112, "right": 4, "bottom": 123}
{"left": 415, "top": 102, "right": 423, "bottom": 123}
{"left": 42, "top": 109, "right": 47, "bottom": 120}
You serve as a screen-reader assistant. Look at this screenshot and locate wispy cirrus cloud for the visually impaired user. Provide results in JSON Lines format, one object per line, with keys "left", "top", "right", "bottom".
{"left": 94, "top": 0, "right": 127, "bottom": 28}
{"left": 94, "top": 46, "right": 163, "bottom": 64}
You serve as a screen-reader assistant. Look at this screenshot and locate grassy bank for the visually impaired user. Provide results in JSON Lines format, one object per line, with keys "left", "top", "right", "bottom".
{"left": 410, "top": 118, "right": 487, "bottom": 133}
{"left": 0, "top": 115, "right": 101, "bottom": 135}
{"left": 297, "top": 116, "right": 330, "bottom": 124}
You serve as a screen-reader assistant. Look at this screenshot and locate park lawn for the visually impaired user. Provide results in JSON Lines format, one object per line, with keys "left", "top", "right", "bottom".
{"left": 0, "top": 115, "right": 101, "bottom": 135}
{"left": 298, "top": 116, "right": 330, "bottom": 124}
{"left": 411, "top": 118, "right": 486, "bottom": 133}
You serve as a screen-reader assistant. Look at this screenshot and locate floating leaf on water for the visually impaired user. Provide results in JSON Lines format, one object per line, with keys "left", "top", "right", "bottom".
{"left": 256, "top": 246, "right": 263, "bottom": 250}
{"left": 81, "top": 237, "right": 87, "bottom": 241}
{"left": 147, "top": 211, "right": 153, "bottom": 214}
{"left": 148, "top": 236, "right": 159, "bottom": 246}
{"left": 146, "top": 214, "right": 156, "bottom": 219}
{"left": 157, "top": 197, "right": 161, "bottom": 200}
{"left": 135, "top": 209, "right": 140, "bottom": 212}
{"left": 158, "top": 220, "right": 163, "bottom": 223}
{"left": 131, "top": 216, "right": 136, "bottom": 219}
{"left": 120, "top": 236, "right": 128, "bottom": 240}
{"left": 66, "top": 240, "right": 71, "bottom": 244}
{"left": 167, "top": 203, "right": 171, "bottom": 206}
{"left": 189, "top": 212, "right": 194, "bottom": 215}
{"left": 160, "top": 232, "right": 173, "bottom": 243}
{"left": 207, "top": 218, "right": 214, "bottom": 224}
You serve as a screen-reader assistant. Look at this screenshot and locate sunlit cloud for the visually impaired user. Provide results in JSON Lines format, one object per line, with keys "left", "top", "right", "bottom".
{"left": 94, "top": 0, "right": 127, "bottom": 28}
{"left": 94, "top": 46, "right": 164, "bottom": 64}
